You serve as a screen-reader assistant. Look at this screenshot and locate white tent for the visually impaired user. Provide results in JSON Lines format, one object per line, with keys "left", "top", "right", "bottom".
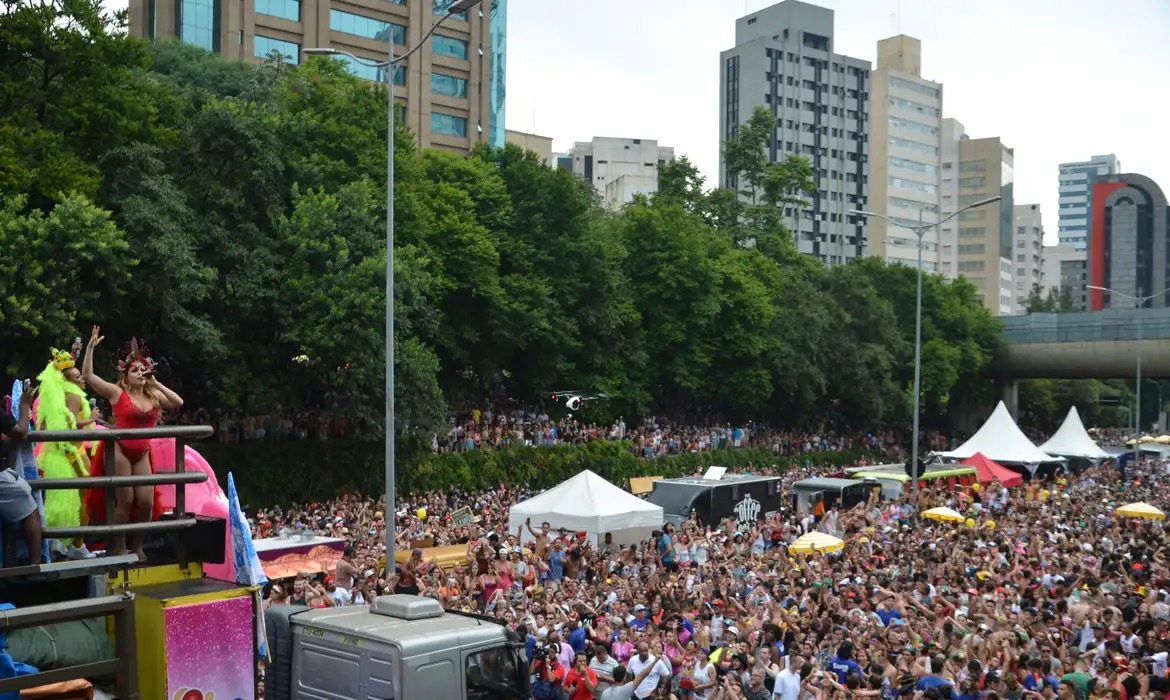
{"left": 508, "top": 470, "right": 663, "bottom": 546}
{"left": 938, "top": 401, "right": 1062, "bottom": 465}
{"left": 1040, "top": 406, "right": 1112, "bottom": 460}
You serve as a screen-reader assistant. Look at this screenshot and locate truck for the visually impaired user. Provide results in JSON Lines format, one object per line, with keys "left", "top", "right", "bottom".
{"left": 646, "top": 473, "right": 783, "bottom": 527}
{"left": 265, "top": 594, "right": 530, "bottom": 700}
{"left": 789, "top": 477, "right": 873, "bottom": 516}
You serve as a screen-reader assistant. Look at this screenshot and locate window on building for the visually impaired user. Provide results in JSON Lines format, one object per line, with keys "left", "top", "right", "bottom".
{"left": 958, "top": 244, "right": 985, "bottom": 254}
{"left": 888, "top": 156, "right": 937, "bottom": 175}
{"left": 330, "top": 10, "right": 405, "bottom": 44}
{"left": 432, "top": 34, "right": 469, "bottom": 59}
{"left": 890, "top": 75, "right": 940, "bottom": 99}
{"left": 888, "top": 137, "right": 938, "bottom": 156}
{"left": 958, "top": 176, "right": 985, "bottom": 188}
{"left": 959, "top": 161, "right": 985, "bottom": 172}
{"left": 431, "top": 112, "right": 468, "bottom": 137}
{"left": 958, "top": 227, "right": 986, "bottom": 237}
{"left": 179, "top": 0, "right": 218, "bottom": 51}
{"left": 887, "top": 116, "right": 937, "bottom": 136}
{"left": 433, "top": 0, "right": 467, "bottom": 20}
{"left": 254, "top": 34, "right": 300, "bottom": 63}
{"left": 254, "top": 0, "right": 299, "bottom": 21}
{"left": 888, "top": 176, "right": 936, "bottom": 194}
{"left": 958, "top": 210, "right": 985, "bottom": 221}
{"left": 957, "top": 261, "right": 985, "bottom": 272}
{"left": 889, "top": 197, "right": 939, "bottom": 215}
{"left": 888, "top": 96, "right": 939, "bottom": 117}
{"left": 431, "top": 72, "right": 468, "bottom": 97}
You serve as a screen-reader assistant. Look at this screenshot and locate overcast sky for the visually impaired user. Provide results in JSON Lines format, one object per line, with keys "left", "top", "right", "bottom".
{"left": 507, "top": 0, "right": 1170, "bottom": 245}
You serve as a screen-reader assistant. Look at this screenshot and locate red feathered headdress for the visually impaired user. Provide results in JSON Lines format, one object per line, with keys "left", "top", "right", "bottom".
{"left": 117, "top": 337, "right": 156, "bottom": 373}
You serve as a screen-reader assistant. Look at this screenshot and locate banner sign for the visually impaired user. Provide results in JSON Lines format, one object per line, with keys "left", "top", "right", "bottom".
{"left": 166, "top": 595, "right": 255, "bottom": 700}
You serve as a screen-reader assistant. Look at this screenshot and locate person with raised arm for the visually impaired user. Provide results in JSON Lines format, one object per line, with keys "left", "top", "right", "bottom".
{"left": 81, "top": 326, "right": 183, "bottom": 561}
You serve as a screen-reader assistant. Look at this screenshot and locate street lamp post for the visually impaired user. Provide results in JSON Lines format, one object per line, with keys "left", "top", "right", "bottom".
{"left": 849, "top": 195, "right": 1002, "bottom": 502}
{"left": 1085, "top": 284, "right": 1170, "bottom": 469}
{"left": 303, "top": 0, "right": 484, "bottom": 579}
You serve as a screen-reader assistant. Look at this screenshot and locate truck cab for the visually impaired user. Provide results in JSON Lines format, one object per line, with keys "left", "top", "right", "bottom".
{"left": 268, "top": 595, "right": 529, "bottom": 700}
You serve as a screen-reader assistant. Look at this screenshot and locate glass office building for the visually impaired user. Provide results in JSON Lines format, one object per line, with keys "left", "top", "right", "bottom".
{"left": 132, "top": 0, "right": 505, "bottom": 153}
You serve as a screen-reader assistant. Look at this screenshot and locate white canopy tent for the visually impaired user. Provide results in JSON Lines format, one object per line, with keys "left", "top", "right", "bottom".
{"left": 1040, "top": 406, "right": 1112, "bottom": 461}
{"left": 937, "top": 401, "right": 1063, "bottom": 466}
{"left": 508, "top": 470, "right": 664, "bottom": 546}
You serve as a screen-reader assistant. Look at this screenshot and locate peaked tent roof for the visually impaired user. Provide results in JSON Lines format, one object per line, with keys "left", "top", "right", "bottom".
{"left": 507, "top": 470, "right": 663, "bottom": 534}
{"left": 959, "top": 452, "right": 1023, "bottom": 487}
{"left": 1039, "top": 406, "right": 1112, "bottom": 460}
{"left": 938, "top": 401, "right": 1060, "bottom": 464}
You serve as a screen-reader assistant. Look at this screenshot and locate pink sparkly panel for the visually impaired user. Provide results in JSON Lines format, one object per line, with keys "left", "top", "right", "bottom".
{"left": 165, "top": 595, "right": 256, "bottom": 700}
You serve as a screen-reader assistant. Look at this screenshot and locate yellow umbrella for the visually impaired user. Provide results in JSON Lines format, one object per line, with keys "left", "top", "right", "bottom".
{"left": 1115, "top": 502, "right": 1166, "bottom": 520}
{"left": 1139, "top": 435, "right": 1157, "bottom": 444}
{"left": 1157, "top": 435, "right": 1170, "bottom": 445}
{"left": 922, "top": 507, "right": 965, "bottom": 523}
{"left": 789, "top": 532, "right": 845, "bottom": 554}
{"left": 1126, "top": 439, "right": 1138, "bottom": 446}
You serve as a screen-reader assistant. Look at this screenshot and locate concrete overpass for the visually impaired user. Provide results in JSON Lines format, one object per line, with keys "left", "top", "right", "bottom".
{"left": 992, "top": 307, "right": 1170, "bottom": 417}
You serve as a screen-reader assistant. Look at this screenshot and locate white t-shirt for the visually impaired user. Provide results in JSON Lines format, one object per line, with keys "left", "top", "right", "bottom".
{"left": 774, "top": 668, "right": 801, "bottom": 700}
{"left": 1151, "top": 651, "right": 1168, "bottom": 676}
{"left": 627, "top": 655, "right": 671, "bottom": 699}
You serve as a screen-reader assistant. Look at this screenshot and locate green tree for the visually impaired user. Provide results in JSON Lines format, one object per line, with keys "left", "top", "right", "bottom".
{"left": 0, "top": 0, "right": 165, "bottom": 211}
{"left": 0, "top": 194, "right": 133, "bottom": 374}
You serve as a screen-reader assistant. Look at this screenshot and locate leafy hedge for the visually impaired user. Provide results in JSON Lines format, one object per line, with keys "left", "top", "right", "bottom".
{"left": 194, "top": 439, "right": 869, "bottom": 508}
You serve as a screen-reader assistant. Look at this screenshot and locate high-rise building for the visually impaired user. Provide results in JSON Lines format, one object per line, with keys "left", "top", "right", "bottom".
{"left": 937, "top": 118, "right": 965, "bottom": 280}
{"left": 719, "top": 0, "right": 871, "bottom": 265}
{"left": 567, "top": 137, "right": 675, "bottom": 209}
{"left": 1010, "top": 204, "right": 1044, "bottom": 313}
{"left": 865, "top": 35, "right": 943, "bottom": 271}
{"left": 1058, "top": 154, "right": 1120, "bottom": 251}
{"left": 128, "top": 0, "right": 507, "bottom": 152}
{"left": 1088, "top": 173, "right": 1170, "bottom": 310}
{"left": 1040, "top": 243, "right": 1088, "bottom": 310}
{"left": 943, "top": 134, "right": 1015, "bottom": 315}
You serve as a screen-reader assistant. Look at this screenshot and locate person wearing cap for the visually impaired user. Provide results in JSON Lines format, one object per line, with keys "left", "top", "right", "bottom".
{"left": 628, "top": 605, "right": 650, "bottom": 633}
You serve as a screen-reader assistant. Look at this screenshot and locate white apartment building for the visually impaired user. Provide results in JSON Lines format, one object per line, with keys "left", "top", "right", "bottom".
{"left": 568, "top": 137, "right": 675, "bottom": 209}
{"left": 866, "top": 35, "right": 943, "bottom": 271}
{"left": 1057, "top": 153, "right": 1120, "bottom": 251}
{"left": 1011, "top": 204, "right": 1044, "bottom": 313}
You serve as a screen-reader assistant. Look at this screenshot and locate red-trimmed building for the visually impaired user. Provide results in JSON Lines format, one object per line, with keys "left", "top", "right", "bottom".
{"left": 1088, "top": 173, "right": 1170, "bottom": 310}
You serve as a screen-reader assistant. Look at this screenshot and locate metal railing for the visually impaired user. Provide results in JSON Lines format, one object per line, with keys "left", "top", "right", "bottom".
{"left": 1, "top": 424, "right": 215, "bottom": 699}
{"left": 1001, "top": 307, "right": 1170, "bottom": 344}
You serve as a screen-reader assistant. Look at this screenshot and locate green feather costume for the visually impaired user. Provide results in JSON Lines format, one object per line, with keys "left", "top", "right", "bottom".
{"left": 35, "top": 361, "right": 91, "bottom": 534}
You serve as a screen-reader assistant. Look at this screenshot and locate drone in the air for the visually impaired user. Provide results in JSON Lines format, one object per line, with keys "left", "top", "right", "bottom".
{"left": 548, "top": 390, "right": 610, "bottom": 411}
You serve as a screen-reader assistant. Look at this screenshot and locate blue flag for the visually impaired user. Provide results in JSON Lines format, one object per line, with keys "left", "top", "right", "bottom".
{"left": 226, "top": 472, "right": 269, "bottom": 659}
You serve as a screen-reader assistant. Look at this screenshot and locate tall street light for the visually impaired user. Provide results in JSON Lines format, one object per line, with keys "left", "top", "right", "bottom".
{"left": 1085, "top": 284, "right": 1170, "bottom": 469}
{"left": 850, "top": 195, "right": 1002, "bottom": 501}
{"left": 303, "top": 0, "right": 484, "bottom": 577}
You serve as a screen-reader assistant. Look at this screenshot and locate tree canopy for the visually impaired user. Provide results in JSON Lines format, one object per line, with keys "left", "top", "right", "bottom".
{"left": 0, "top": 0, "right": 1005, "bottom": 462}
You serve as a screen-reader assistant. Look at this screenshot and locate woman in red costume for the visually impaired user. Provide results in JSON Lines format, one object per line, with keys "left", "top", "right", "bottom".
{"left": 82, "top": 326, "right": 184, "bottom": 560}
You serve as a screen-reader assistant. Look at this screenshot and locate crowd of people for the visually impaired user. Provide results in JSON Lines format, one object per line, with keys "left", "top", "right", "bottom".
{"left": 253, "top": 451, "right": 1170, "bottom": 700}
